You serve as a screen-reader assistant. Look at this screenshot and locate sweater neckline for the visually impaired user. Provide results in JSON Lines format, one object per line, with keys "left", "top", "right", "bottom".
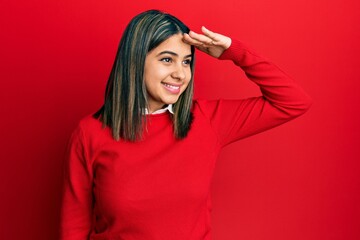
{"left": 146, "top": 111, "right": 171, "bottom": 118}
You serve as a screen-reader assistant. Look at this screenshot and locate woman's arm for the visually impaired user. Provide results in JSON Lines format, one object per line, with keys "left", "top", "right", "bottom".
{"left": 184, "top": 27, "right": 312, "bottom": 146}
{"left": 60, "top": 125, "right": 93, "bottom": 240}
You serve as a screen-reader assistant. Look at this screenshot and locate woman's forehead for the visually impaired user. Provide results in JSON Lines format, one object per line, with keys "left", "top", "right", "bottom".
{"left": 151, "top": 34, "right": 191, "bottom": 57}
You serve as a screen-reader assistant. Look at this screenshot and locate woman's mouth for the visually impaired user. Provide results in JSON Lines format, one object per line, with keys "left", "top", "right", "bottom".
{"left": 162, "top": 82, "right": 181, "bottom": 94}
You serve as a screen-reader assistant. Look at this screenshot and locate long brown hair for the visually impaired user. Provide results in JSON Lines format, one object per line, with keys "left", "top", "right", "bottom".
{"left": 94, "top": 10, "right": 195, "bottom": 141}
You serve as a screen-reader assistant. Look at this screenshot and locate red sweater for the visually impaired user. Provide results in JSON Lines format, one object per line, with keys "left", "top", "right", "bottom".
{"left": 60, "top": 39, "right": 312, "bottom": 240}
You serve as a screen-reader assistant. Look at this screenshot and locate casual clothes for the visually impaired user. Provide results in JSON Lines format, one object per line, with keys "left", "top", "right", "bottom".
{"left": 60, "top": 39, "right": 312, "bottom": 240}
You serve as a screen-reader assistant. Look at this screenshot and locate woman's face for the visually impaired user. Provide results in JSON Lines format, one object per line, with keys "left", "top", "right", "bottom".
{"left": 144, "top": 33, "right": 192, "bottom": 113}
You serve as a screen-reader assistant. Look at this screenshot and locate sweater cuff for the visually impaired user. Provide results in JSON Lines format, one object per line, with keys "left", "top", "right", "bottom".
{"left": 218, "top": 39, "right": 247, "bottom": 61}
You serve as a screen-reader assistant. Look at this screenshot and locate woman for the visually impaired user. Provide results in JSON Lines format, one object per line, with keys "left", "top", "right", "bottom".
{"left": 60, "top": 9, "right": 312, "bottom": 240}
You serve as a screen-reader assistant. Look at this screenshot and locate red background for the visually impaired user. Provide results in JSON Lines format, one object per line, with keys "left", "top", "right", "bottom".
{"left": 1, "top": 0, "right": 359, "bottom": 239}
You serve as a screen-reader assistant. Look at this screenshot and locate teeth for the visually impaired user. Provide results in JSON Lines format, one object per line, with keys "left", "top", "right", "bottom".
{"left": 163, "top": 83, "right": 179, "bottom": 89}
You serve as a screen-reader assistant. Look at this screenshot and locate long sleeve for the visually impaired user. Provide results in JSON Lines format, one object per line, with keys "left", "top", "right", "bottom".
{"left": 197, "top": 39, "right": 313, "bottom": 147}
{"left": 60, "top": 125, "right": 94, "bottom": 240}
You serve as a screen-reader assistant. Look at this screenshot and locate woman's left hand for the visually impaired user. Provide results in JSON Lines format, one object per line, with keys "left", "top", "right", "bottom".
{"left": 183, "top": 26, "right": 232, "bottom": 58}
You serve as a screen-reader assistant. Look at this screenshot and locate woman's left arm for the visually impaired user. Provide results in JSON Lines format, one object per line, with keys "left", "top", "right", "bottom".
{"left": 183, "top": 27, "right": 312, "bottom": 146}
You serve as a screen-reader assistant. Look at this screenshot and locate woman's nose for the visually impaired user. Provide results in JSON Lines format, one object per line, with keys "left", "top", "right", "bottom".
{"left": 171, "top": 64, "right": 186, "bottom": 80}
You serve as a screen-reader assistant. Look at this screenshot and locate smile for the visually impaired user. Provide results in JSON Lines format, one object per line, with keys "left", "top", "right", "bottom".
{"left": 162, "top": 82, "right": 181, "bottom": 94}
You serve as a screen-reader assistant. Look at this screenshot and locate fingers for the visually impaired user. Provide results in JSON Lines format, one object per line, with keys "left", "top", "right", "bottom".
{"left": 183, "top": 26, "right": 222, "bottom": 46}
{"left": 201, "top": 26, "right": 219, "bottom": 42}
{"left": 188, "top": 27, "right": 215, "bottom": 45}
{"left": 182, "top": 33, "right": 208, "bottom": 53}
{"left": 182, "top": 26, "right": 232, "bottom": 57}
{"left": 183, "top": 32, "right": 207, "bottom": 47}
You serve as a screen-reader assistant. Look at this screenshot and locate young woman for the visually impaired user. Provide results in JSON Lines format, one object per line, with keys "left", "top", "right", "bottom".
{"left": 60, "top": 9, "right": 312, "bottom": 240}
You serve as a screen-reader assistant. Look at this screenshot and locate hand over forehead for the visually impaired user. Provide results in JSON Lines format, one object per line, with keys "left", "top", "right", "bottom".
{"left": 182, "top": 26, "right": 231, "bottom": 58}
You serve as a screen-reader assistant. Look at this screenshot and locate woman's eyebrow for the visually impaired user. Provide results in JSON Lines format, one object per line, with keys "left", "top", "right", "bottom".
{"left": 156, "top": 51, "right": 192, "bottom": 58}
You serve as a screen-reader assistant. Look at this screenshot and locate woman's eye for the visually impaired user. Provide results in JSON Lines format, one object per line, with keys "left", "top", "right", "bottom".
{"left": 183, "top": 59, "right": 192, "bottom": 65}
{"left": 161, "top": 58, "right": 172, "bottom": 63}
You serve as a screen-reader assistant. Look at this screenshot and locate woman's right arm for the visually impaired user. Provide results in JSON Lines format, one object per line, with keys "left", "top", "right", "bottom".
{"left": 60, "top": 125, "right": 93, "bottom": 240}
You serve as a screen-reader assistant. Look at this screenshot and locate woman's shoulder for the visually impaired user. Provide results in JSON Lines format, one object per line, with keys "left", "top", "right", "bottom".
{"left": 75, "top": 114, "right": 111, "bottom": 140}
{"left": 193, "top": 98, "right": 217, "bottom": 107}
{"left": 193, "top": 98, "right": 247, "bottom": 118}
{"left": 193, "top": 98, "right": 223, "bottom": 113}
{"left": 77, "top": 114, "right": 102, "bottom": 129}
